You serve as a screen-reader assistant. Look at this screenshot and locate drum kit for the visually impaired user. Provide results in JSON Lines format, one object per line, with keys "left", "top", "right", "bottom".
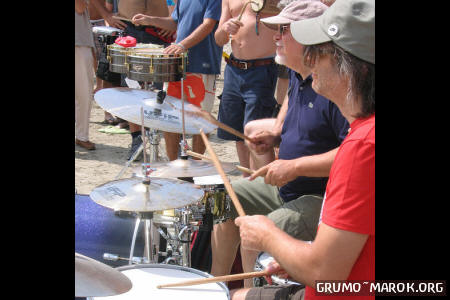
{"left": 76, "top": 4, "right": 297, "bottom": 296}
{"left": 77, "top": 23, "right": 239, "bottom": 299}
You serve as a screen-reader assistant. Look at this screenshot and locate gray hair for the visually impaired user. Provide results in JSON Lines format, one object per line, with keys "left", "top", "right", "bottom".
{"left": 303, "top": 42, "right": 375, "bottom": 118}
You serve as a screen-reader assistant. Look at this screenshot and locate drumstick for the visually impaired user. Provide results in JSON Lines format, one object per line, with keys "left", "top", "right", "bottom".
{"left": 157, "top": 270, "right": 269, "bottom": 289}
{"left": 186, "top": 150, "right": 254, "bottom": 175}
{"left": 237, "top": 1, "right": 259, "bottom": 21}
{"left": 197, "top": 110, "right": 255, "bottom": 143}
{"left": 199, "top": 129, "right": 246, "bottom": 217}
{"left": 112, "top": 15, "right": 133, "bottom": 22}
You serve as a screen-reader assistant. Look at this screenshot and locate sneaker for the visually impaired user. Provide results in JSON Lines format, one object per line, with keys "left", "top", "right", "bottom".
{"left": 127, "top": 135, "right": 143, "bottom": 161}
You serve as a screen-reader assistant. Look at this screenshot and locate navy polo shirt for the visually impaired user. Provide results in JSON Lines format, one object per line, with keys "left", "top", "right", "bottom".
{"left": 278, "top": 70, "right": 349, "bottom": 202}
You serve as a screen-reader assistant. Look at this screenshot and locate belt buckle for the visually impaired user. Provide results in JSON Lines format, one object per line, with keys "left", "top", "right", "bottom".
{"left": 239, "top": 61, "right": 248, "bottom": 70}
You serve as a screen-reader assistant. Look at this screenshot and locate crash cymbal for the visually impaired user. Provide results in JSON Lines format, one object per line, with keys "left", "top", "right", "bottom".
{"left": 132, "top": 158, "right": 236, "bottom": 178}
{"left": 94, "top": 88, "right": 217, "bottom": 134}
{"left": 75, "top": 253, "right": 132, "bottom": 297}
{"left": 90, "top": 177, "right": 204, "bottom": 212}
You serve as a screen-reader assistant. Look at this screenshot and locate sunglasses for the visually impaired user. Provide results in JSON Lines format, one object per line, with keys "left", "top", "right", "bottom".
{"left": 279, "top": 24, "right": 290, "bottom": 35}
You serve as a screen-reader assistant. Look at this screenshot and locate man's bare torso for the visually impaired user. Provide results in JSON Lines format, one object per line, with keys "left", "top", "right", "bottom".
{"left": 228, "top": 0, "right": 276, "bottom": 60}
{"left": 88, "top": 0, "right": 105, "bottom": 20}
{"left": 118, "top": 0, "right": 169, "bottom": 19}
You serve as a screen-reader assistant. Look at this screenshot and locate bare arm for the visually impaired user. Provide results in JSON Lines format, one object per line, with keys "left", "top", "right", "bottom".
{"left": 178, "top": 18, "right": 217, "bottom": 50}
{"left": 214, "top": 0, "right": 241, "bottom": 46}
{"left": 236, "top": 216, "right": 368, "bottom": 287}
{"left": 90, "top": 0, "right": 127, "bottom": 29}
{"left": 272, "top": 93, "right": 289, "bottom": 136}
{"left": 250, "top": 147, "right": 339, "bottom": 185}
{"left": 132, "top": 14, "right": 177, "bottom": 31}
{"left": 75, "top": 0, "right": 87, "bottom": 14}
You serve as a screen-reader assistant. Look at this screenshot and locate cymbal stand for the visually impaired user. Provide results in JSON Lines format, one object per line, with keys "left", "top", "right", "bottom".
{"left": 179, "top": 77, "right": 191, "bottom": 158}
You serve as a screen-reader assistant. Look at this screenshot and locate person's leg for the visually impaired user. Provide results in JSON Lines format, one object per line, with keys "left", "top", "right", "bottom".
{"left": 210, "top": 177, "right": 282, "bottom": 278}
{"left": 240, "top": 248, "right": 260, "bottom": 287}
{"left": 163, "top": 132, "right": 181, "bottom": 161}
{"left": 243, "top": 118, "right": 276, "bottom": 170}
{"left": 240, "top": 64, "right": 278, "bottom": 174}
{"left": 75, "top": 46, "right": 95, "bottom": 146}
{"left": 210, "top": 218, "right": 241, "bottom": 277}
{"left": 268, "top": 194, "right": 324, "bottom": 241}
{"left": 217, "top": 65, "right": 247, "bottom": 172}
{"left": 191, "top": 73, "right": 216, "bottom": 156}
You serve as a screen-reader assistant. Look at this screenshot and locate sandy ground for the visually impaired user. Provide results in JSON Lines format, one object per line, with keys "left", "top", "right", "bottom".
{"left": 75, "top": 44, "right": 243, "bottom": 195}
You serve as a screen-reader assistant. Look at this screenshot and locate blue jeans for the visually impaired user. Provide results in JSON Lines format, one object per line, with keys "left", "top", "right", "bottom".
{"left": 217, "top": 57, "right": 277, "bottom": 141}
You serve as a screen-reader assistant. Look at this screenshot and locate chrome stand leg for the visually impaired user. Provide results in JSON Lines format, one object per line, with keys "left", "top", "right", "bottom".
{"left": 129, "top": 216, "right": 141, "bottom": 265}
{"left": 180, "top": 212, "right": 191, "bottom": 267}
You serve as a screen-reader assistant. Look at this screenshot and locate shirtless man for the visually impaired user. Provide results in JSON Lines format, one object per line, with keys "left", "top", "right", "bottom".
{"left": 214, "top": 0, "right": 280, "bottom": 173}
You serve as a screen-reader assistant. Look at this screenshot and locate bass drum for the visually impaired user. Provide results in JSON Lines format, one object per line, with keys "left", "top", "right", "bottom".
{"left": 75, "top": 194, "right": 162, "bottom": 268}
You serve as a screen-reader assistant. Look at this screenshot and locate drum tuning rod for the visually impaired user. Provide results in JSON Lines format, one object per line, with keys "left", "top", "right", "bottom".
{"left": 157, "top": 270, "right": 269, "bottom": 289}
{"left": 186, "top": 150, "right": 254, "bottom": 175}
{"left": 199, "top": 129, "right": 246, "bottom": 217}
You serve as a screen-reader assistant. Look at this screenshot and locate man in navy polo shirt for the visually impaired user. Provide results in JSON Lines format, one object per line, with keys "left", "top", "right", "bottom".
{"left": 210, "top": 0, "right": 349, "bottom": 287}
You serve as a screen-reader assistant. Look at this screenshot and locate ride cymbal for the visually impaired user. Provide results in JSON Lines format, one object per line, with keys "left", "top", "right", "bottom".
{"left": 94, "top": 88, "right": 217, "bottom": 134}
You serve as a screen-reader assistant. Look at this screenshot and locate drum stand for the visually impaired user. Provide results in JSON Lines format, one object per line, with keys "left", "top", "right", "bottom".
{"left": 113, "top": 78, "right": 194, "bottom": 268}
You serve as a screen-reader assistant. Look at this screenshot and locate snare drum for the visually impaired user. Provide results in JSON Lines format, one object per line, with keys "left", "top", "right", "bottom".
{"left": 254, "top": 252, "right": 303, "bottom": 287}
{"left": 194, "top": 175, "right": 231, "bottom": 224}
{"left": 126, "top": 47, "right": 187, "bottom": 83}
{"left": 89, "top": 264, "right": 229, "bottom": 300}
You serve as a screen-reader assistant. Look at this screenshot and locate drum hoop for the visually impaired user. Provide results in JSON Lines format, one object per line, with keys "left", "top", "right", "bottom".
{"left": 115, "top": 263, "right": 230, "bottom": 299}
{"left": 128, "top": 52, "right": 185, "bottom": 59}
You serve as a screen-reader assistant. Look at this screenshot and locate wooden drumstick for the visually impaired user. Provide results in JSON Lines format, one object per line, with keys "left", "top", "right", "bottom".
{"left": 112, "top": 15, "right": 133, "bottom": 22}
{"left": 199, "top": 129, "right": 246, "bottom": 217}
{"left": 157, "top": 270, "right": 269, "bottom": 289}
{"left": 186, "top": 150, "right": 254, "bottom": 175}
{"left": 196, "top": 110, "right": 255, "bottom": 143}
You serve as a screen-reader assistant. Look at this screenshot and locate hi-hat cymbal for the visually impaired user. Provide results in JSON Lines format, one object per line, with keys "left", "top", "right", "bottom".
{"left": 132, "top": 158, "right": 236, "bottom": 178}
{"left": 90, "top": 177, "right": 204, "bottom": 212}
{"left": 94, "top": 88, "right": 217, "bottom": 134}
{"left": 75, "top": 253, "right": 132, "bottom": 297}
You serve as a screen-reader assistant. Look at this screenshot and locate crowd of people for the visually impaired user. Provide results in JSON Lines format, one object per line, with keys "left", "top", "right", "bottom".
{"left": 75, "top": 0, "right": 375, "bottom": 299}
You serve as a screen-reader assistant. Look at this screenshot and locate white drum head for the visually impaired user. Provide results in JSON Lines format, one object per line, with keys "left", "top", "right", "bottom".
{"left": 91, "top": 264, "right": 229, "bottom": 300}
{"left": 193, "top": 175, "right": 224, "bottom": 186}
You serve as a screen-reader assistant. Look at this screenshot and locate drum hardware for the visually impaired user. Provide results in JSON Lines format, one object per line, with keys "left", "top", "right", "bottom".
{"left": 253, "top": 252, "right": 303, "bottom": 287}
{"left": 103, "top": 253, "right": 150, "bottom": 265}
{"left": 75, "top": 252, "right": 132, "bottom": 297}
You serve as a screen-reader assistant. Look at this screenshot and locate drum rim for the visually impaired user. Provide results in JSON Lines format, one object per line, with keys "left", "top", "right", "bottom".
{"left": 115, "top": 263, "right": 230, "bottom": 299}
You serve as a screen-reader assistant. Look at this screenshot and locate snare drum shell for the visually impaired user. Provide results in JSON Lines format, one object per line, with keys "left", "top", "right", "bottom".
{"left": 126, "top": 53, "right": 187, "bottom": 83}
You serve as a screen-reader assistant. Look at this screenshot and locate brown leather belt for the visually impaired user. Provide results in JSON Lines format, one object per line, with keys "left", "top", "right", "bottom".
{"left": 225, "top": 55, "right": 275, "bottom": 70}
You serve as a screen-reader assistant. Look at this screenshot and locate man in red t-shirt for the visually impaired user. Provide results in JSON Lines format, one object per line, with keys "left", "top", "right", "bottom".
{"left": 231, "top": 0, "right": 375, "bottom": 299}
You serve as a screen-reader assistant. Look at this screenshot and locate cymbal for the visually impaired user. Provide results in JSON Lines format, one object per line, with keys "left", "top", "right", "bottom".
{"left": 132, "top": 158, "right": 236, "bottom": 178}
{"left": 94, "top": 88, "right": 217, "bottom": 134}
{"left": 90, "top": 177, "right": 204, "bottom": 212}
{"left": 75, "top": 253, "right": 132, "bottom": 297}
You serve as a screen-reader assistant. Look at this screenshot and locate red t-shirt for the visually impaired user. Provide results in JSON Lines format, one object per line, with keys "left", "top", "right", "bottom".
{"left": 305, "top": 114, "right": 375, "bottom": 300}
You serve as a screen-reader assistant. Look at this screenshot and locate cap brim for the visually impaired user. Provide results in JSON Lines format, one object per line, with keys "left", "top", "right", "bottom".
{"left": 290, "top": 16, "right": 331, "bottom": 45}
{"left": 260, "top": 15, "right": 292, "bottom": 31}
